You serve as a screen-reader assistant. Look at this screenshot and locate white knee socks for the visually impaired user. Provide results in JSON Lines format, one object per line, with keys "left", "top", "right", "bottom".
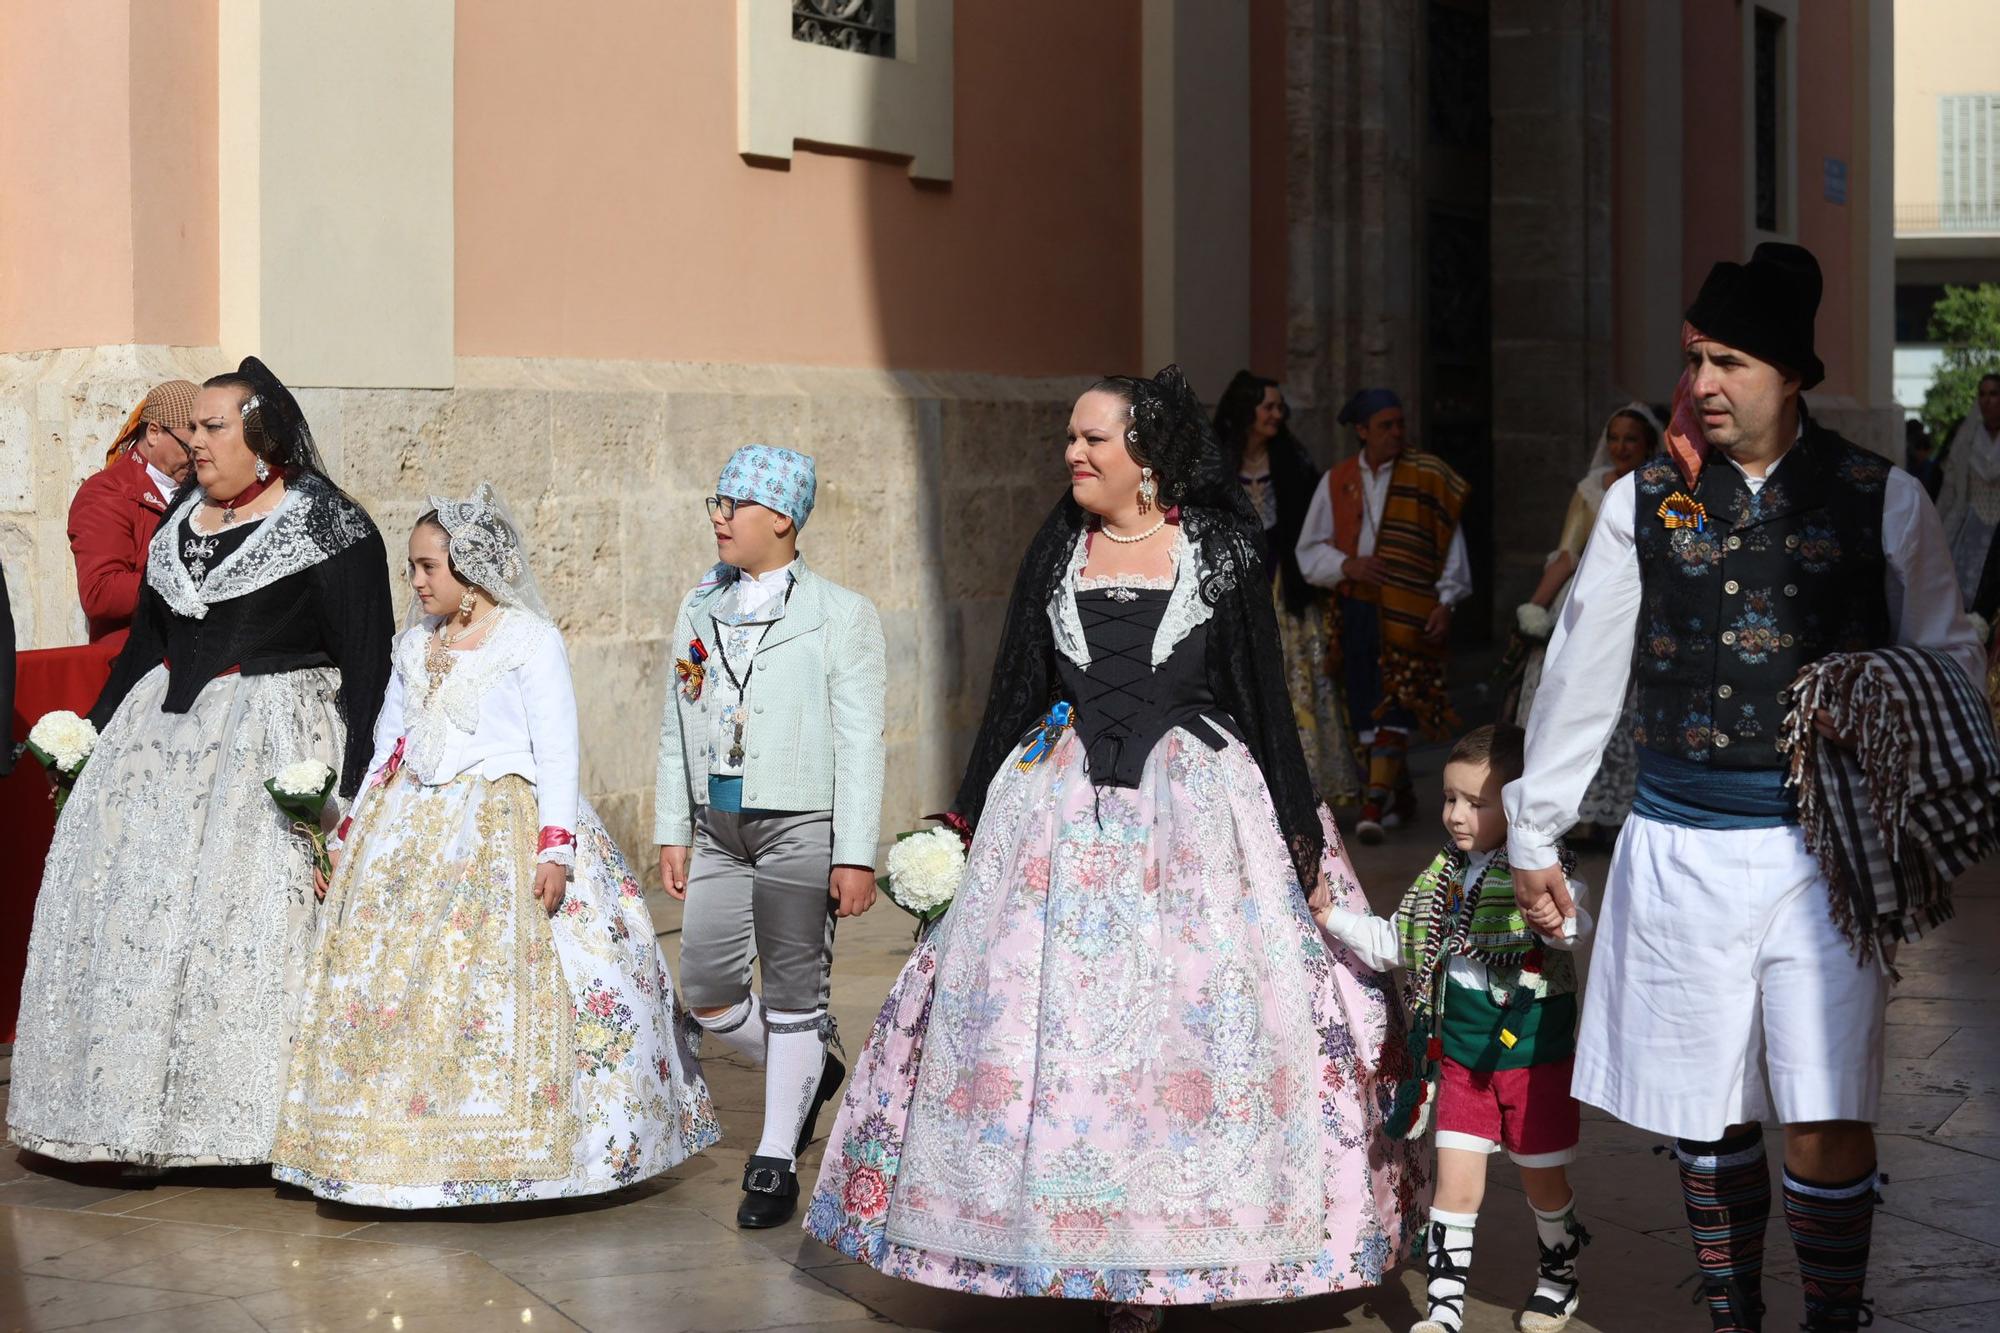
{"left": 755, "top": 1008, "right": 828, "bottom": 1167}
{"left": 1420, "top": 1208, "right": 1477, "bottom": 1332}
{"left": 692, "top": 995, "right": 766, "bottom": 1066}
{"left": 1530, "top": 1194, "right": 1586, "bottom": 1315}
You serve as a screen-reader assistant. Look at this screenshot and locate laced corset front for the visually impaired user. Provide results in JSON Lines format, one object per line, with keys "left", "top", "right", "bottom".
{"left": 1056, "top": 583, "right": 1229, "bottom": 789}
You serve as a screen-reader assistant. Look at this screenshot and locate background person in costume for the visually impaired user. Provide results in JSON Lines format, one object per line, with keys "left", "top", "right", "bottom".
{"left": 655, "top": 444, "right": 886, "bottom": 1230}
{"left": 1321, "top": 724, "right": 1592, "bottom": 1333}
{"left": 67, "top": 379, "right": 200, "bottom": 647}
{"left": 10, "top": 358, "right": 394, "bottom": 1169}
{"left": 1508, "top": 243, "right": 1983, "bottom": 1333}
{"left": 273, "top": 485, "right": 720, "bottom": 1207}
{"left": 1503, "top": 403, "right": 1662, "bottom": 843}
{"left": 1936, "top": 371, "right": 2000, "bottom": 602}
{"left": 802, "top": 365, "right": 1424, "bottom": 1333}
{"left": 1212, "top": 369, "right": 1358, "bottom": 803}
{"left": 1296, "top": 388, "right": 1472, "bottom": 843}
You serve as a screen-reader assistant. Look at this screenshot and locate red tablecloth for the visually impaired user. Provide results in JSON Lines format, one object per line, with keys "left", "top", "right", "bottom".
{"left": 2, "top": 642, "right": 117, "bottom": 1043}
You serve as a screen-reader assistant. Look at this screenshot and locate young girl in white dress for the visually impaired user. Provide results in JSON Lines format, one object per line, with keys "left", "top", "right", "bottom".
{"left": 272, "top": 484, "right": 719, "bottom": 1206}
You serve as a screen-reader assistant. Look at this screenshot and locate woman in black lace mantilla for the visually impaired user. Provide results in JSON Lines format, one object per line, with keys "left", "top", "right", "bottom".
{"left": 9, "top": 358, "right": 394, "bottom": 1170}
{"left": 805, "top": 366, "right": 1426, "bottom": 1322}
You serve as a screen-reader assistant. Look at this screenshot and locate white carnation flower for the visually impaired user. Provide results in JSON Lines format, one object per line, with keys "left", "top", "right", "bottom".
{"left": 886, "top": 827, "right": 966, "bottom": 913}
{"left": 273, "top": 759, "right": 335, "bottom": 800}
{"left": 28, "top": 711, "right": 98, "bottom": 774}
{"left": 1515, "top": 602, "right": 1555, "bottom": 640}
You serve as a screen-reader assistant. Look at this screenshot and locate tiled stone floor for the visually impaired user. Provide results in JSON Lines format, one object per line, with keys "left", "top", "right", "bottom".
{"left": 0, "top": 792, "right": 1994, "bottom": 1329}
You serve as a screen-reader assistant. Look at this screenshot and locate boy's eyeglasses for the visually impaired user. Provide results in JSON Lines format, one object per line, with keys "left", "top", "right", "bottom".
{"left": 705, "top": 496, "right": 763, "bottom": 520}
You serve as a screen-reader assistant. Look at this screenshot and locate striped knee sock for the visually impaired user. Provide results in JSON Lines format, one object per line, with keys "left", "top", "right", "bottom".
{"left": 1783, "top": 1164, "right": 1876, "bottom": 1331}
{"left": 1366, "top": 728, "right": 1409, "bottom": 807}
{"left": 1675, "top": 1129, "right": 1769, "bottom": 1332}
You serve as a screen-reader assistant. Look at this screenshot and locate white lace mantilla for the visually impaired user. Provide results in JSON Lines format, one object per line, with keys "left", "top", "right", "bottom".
{"left": 1051, "top": 529, "right": 1215, "bottom": 669}
{"left": 146, "top": 474, "right": 374, "bottom": 619}
{"left": 394, "top": 610, "right": 551, "bottom": 786}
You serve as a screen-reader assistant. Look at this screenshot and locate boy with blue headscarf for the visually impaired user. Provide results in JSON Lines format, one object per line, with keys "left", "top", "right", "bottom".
{"left": 655, "top": 444, "right": 888, "bottom": 1229}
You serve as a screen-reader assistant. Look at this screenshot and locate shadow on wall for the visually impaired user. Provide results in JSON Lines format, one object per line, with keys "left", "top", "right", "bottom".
{"left": 717, "top": 0, "right": 1148, "bottom": 844}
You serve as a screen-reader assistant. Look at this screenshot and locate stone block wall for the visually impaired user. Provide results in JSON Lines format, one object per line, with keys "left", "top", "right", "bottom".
{"left": 4, "top": 347, "right": 1087, "bottom": 878}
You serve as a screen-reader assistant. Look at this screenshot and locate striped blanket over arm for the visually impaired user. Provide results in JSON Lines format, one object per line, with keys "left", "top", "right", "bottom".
{"left": 1782, "top": 646, "right": 2000, "bottom": 968}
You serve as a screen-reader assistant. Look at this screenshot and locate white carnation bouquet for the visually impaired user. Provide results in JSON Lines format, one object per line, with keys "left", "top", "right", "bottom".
{"left": 880, "top": 825, "right": 967, "bottom": 928}
{"left": 1515, "top": 602, "right": 1555, "bottom": 641}
{"left": 266, "top": 759, "right": 337, "bottom": 879}
{"left": 25, "top": 710, "right": 99, "bottom": 815}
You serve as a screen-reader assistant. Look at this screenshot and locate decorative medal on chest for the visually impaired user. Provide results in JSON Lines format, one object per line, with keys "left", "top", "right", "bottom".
{"left": 675, "top": 636, "right": 708, "bottom": 703}
{"left": 1658, "top": 492, "right": 1710, "bottom": 533}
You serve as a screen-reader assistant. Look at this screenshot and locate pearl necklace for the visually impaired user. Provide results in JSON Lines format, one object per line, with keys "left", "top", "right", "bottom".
{"left": 1099, "top": 516, "right": 1167, "bottom": 544}
{"left": 440, "top": 604, "right": 501, "bottom": 646}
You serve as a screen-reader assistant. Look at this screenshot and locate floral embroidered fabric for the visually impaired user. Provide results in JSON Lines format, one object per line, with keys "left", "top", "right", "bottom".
{"left": 272, "top": 773, "right": 719, "bottom": 1206}
{"left": 10, "top": 667, "right": 343, "bottom": 1165}
{"left": 804, "top": 727, "right": 1426, "bottom": 1300}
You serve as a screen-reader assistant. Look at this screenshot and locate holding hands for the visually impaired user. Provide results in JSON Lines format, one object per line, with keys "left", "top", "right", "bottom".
{"left": 1513, "top": 861, "right": 1575, "bottom": 936}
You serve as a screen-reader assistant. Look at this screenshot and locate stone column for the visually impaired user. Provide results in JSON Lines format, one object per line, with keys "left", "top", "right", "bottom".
{"left": 1488, "top": 0, "right": 1613, "bottom": 624}
{"left": 1283, "top": 0, "right": 1420, "bottom": 460}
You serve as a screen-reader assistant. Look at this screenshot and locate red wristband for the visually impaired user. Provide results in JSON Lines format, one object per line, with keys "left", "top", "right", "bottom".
{"left": 537, "top": 827, "right": 576, "bottom": 853}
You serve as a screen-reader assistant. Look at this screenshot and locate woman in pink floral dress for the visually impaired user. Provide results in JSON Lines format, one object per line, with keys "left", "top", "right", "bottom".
{"left": 804, "top": 368, "right": 1427, "bottom": 1328}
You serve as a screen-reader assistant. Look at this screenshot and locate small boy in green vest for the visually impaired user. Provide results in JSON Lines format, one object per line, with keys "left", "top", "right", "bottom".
{"left": 1318, "top": 724, "right": 1594, "bottom": 1333}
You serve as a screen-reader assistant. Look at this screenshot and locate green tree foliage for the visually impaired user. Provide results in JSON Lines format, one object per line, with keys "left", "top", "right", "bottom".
{"left": 1924, "top": 283, "right": 2000, "bottom": 444}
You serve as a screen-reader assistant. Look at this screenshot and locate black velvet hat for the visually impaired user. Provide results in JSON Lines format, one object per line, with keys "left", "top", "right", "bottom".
{"left": 1684, "top": 241, "right": 1826, "bottom": 389}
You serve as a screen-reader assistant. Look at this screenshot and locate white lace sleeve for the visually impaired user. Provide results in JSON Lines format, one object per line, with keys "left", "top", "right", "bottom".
{"left": 1151, "top": 532, "right": 1215, "bottom": 665}
{"left": 1047, "top": 531, "right": 1092, "bottom": 668}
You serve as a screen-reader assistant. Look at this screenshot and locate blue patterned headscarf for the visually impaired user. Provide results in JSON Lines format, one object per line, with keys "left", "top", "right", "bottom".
{"left": 716, "top": 444, "right": 817, "bottom": 530}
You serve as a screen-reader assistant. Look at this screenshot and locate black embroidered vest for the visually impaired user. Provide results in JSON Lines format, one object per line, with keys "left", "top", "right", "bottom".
{"left": 1632, "top": 423, "right": 1893, "bottom": 771}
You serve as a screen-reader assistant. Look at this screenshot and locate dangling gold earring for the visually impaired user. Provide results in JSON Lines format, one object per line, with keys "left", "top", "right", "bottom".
{"left": 1137, "top": 467, "right": 1157, "bottom": 513}
{"left": 457, "top": 591, "right": 476, "bottom": 619}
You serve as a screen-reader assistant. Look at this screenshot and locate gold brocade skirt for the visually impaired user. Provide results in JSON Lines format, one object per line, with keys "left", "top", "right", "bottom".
{"left": 272, "top": 770, "right": 719, "bottom": 1207}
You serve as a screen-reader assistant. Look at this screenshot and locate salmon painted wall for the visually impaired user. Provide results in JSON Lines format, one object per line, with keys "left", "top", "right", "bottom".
{"left": 1674, "top": 1, "right": 1866, "bottom": 400}
{"left": 1679, "top": 1, "right": 1744, "bottom": 308}
{"left": 128, "top": 0, "right": 218, "bottom": 348}
{"left": 1794, "top": 4, "right": 1856, "bottom": 399}
{"left": 0, "top": 0, "right": 215, "bottom": 354}
{"left": 454, "top": 0, "right": 1144, "bottom": 376}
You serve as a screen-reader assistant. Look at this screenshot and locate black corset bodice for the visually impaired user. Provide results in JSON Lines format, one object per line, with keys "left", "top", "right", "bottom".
{"left": 1053, "top": 587, "right": 1229, "bottom": 788}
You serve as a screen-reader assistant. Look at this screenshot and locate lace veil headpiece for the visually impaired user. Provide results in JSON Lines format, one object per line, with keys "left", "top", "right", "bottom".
{"left": 420, "top": 482, "right": 553, "bottom": 623}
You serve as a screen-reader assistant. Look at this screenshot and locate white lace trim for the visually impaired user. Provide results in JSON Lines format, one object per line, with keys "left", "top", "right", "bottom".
{"left": 395, "top": 609, "right": 553, "bottom": 784}
{"left": 1049, "top": 533, "right": 1093, "bottom": 668}
{"left": 1048, "top": 530, "right": 1215, "bottom": 669}
{"left": 1151, "top": 533, "right": 1214, "bottom": 666}
{"left": 1075, "top": 572, "right": 1177, "bottom": 592}
{"left": 146, "top": 474, "right": 372, "bottom": 620}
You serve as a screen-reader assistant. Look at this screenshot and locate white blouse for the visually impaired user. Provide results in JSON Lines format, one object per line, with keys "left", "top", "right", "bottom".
{"left": 367, "top": 610, "right": 581, "bottom": 861}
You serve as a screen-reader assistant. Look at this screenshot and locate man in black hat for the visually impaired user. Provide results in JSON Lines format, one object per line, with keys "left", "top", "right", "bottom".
{"left": 1504, "top": 242, "right": 1983, "bottom": 1333}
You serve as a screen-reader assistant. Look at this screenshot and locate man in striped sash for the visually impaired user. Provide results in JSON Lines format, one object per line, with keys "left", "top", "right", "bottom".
{"left": 1297, "top": 388, "right": 1472, "bottom": 842}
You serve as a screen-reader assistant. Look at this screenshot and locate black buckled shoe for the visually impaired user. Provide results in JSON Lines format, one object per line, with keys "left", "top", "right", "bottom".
{"left": 736, "top": 1155, "right": 800, "bottom": 1229}
{"left": 795, "top": 1049, "right": 847, "bottom": 1157}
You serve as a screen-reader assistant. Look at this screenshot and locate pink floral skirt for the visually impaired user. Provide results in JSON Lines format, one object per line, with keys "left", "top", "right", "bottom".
{"left": 804, "top": 728, "right": 1428, "bottom": 1305}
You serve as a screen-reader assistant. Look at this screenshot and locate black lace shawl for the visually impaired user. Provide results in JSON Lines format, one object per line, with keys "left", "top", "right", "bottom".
{"left": 949, "top": 493, "right": 1328, "bottom": 893}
